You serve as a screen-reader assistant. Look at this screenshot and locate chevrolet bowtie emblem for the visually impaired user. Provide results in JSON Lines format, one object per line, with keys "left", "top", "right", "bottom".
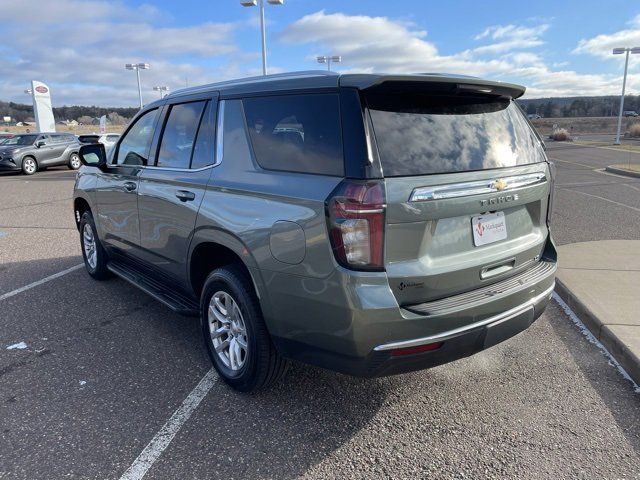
{"left": 492, "top": 179, "right": 508, "bottom": 191}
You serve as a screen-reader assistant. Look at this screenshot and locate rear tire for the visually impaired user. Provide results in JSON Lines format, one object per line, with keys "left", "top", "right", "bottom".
{"left": 68, "top": 153, "right": 81, "bottom": 170}
{"left": 21, "top": 156, "right": 37, "bottom": 175}
{"left": 79, "top": 211, "right": 111, "bottom": 280}
{"left": 201, "top": 265, "right": 288, "bottom": 392}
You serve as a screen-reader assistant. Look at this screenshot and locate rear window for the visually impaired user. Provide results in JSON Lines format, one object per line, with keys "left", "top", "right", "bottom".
{"left": 243, "top": 94, "right": 344, "bottom": 176}
{"left": 367, "top": 94, "right": 545, "bottom": 177}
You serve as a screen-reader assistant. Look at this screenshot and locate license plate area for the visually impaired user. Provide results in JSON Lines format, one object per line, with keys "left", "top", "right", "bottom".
{"left": 472, "top": 211, "right": 507, "bottom": 246}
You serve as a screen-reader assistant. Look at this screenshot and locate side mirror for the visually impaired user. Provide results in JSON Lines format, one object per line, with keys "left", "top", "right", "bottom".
{"left": 35, "top": 140, "right": 45, "bottom": 148}
{"left": 79, "top": 143, "right": 107, "bottom": 169}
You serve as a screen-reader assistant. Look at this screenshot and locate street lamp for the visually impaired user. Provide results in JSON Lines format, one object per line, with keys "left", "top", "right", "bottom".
{"left": 125, "top": 62, "right": 150, "bottom": 109}
{"left": 240, "top": 0, "right": 284, "bottom": 75}
{"left": 612, "top": 47, "right": 640, "bottom": 144}
{"left": 153, "top": 86, "right": 169, "bottom": 99}
{"left": 316, "top": 55, "right": 342, "bottom": 71}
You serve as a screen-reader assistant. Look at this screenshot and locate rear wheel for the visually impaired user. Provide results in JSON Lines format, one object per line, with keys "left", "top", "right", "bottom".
{"left": 21, "top": 157, "right": 37, "bottom": 175}
{"left": 201, "top": 265, "right": 288, "bottom": 392}
{"left": 68, "top": 153, "right": 81, "bottom": 170}
{"left": 79, "top": 211, "right": 110, "bottom": 280}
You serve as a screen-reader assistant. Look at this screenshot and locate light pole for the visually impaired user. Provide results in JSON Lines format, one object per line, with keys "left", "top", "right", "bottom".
{"left": 612, "top": 47, "right": 640, "bottom": 145}
{"left": 316, "top": 55, "right": 342, "bottom": 71}
{"left": 240, "top": 0, "right": 284, "bottom": 75}
{"left": 125, "top": 63, "right": 150, "bottom": 109}
{"left": 153, "top": 86, "right": 169, "bottom": 99}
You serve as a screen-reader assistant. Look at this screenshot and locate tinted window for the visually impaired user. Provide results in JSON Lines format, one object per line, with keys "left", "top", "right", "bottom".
{"left": 243, "top": 94, "right": 344, "bottom": 176}
{"left": 368, "top": 95, "right": 545, "bottom": 176}
{"left": 156, "top": 101, "right": 206, "bottom": 169}
{"left": 115, "top": 109, "right": 158, "bottom": 165}
{"left": 106, "top": 135, "right": 120, "bottom": 141}
{"left": 191, "top": 101, "right": 217, "bottom": 169}
{"left": 2, "top": 134, "right": 37, "bottom": 146}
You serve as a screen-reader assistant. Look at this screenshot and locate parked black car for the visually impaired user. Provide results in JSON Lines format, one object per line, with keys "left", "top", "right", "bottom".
{"left": 0, "top": 133, "right": 81, "bottom": 175}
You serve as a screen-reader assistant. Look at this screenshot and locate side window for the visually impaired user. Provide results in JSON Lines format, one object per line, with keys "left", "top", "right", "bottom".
{"left": 156, "top": 101, "right": 206, "bottom": 169}
{"left": 242, "top": 94, "right": 344, "bottom": 176}
{"left": 115, "top": 108, "right": 158, "bottom": 165}
{"left": 107, "top": 135, "right": 119, "bottom": 142}
{"left": 190, "top": 101, "right": 218, "bottom": 169}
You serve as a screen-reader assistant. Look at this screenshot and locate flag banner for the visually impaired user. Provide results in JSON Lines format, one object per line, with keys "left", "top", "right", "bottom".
{"left": 31, "top": 81, "right": 55, "bottom": 132}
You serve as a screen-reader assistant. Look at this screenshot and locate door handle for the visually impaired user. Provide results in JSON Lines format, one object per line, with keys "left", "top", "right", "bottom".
{"left": 123, "top": 181, "right": 137, "bottom": 192}
{"left": 175, "top": 190, "right": 196, "bottom": 202}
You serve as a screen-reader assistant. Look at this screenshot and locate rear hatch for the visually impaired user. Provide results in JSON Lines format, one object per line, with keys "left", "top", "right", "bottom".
{"left": 364, "top": 85, "right": 551, "bottom": 306}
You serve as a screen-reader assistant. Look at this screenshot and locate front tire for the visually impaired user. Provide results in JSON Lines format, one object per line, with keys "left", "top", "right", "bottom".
{"left": 21, "top": 157, "right": 37, "bottom": 175}
{"left": 201, "top": 265, "right": 288, "bottom": 392}
{"left": 68, "top": 152, "right": 81, "bottom": 170}
{"left": 79, "top": 211, "right": 110, "bottom": 280}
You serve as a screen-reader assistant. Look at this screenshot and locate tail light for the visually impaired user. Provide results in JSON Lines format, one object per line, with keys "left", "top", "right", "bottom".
{"left": 326, "top": 180, "right": 386, "bottom": 271}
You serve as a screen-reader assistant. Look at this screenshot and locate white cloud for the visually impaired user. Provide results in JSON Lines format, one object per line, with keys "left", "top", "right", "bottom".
{"left": 0, "top": 0, "right": 240, "bottom": 106}
{"left": 281, "top": 11, "right": 639, "bottom": 98}
{"left": 573, "top": 14, "right": 640, "bottom": 59}
{"left": 280, "top": 11, "right": 511, "bottom": 76}
{"left": 472, "top": 24, "right": 549, "bottom": 54}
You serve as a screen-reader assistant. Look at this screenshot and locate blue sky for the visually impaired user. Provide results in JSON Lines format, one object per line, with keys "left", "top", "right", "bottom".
{"left": 1, "top": 0, "right": 639, "bottom": 106}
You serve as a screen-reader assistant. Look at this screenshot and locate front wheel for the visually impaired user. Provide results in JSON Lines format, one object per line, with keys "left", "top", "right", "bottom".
{"left": 68, "top": 153, "right": 81, "bottom": 170}
{"left": 201, "top": 265, "right": 288, "bottom": 392}
{"left": 79, "top": 212, "right": 111, "bottom": 280}
{"left": 21, "top": 157, "right": 37, "bottom": 175}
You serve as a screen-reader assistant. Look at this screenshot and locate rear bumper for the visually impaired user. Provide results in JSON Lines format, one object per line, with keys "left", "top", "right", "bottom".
{"left": 273, "top": 282, "right": 553, "bottom": 377}
{"left": 267, "top": 238, "right": 557, "bottom": 377}
{"left": 366, "top": 282, "right": 553, "bottom": 377}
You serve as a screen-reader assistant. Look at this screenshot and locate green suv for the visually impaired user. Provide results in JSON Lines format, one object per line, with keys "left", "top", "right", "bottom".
{"left": 73, "top": 72, "right": 556, "bottom": 392}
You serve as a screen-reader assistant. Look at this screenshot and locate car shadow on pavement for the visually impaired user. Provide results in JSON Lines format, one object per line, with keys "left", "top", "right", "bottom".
{"left": 546, "top": 300, "right": 640, "bottom": 453}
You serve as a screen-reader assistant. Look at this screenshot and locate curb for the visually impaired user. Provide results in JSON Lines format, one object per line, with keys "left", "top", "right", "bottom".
{"left": 605, "top": 165, "right": 640, "bottom": 179}
{"left": 555, "top": 279, "right": 640, "bottom": 386}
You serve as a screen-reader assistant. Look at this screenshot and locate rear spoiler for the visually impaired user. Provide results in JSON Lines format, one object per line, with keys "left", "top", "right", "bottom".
{"left": 339, "top": 74, "right": 526, "bottom": 99}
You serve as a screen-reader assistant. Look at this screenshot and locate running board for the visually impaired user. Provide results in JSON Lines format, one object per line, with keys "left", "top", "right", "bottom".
{"left": 107, "top": 261, "right": 199, "bottom": 316}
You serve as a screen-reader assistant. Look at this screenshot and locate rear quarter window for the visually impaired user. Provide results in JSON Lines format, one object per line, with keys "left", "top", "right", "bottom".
{"left": 243, "top": 93, "right": 344, "bottom": 176}
{"left": 367, "top": 94, "right": 545, "bottom": 176}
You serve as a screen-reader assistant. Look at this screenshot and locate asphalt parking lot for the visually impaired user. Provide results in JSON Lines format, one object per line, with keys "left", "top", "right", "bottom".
{"left": 1, "top": 143, "right": 640, "bottom": 479}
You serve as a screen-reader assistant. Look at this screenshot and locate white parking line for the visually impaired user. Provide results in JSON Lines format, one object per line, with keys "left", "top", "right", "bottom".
{"left": 552, "top": 293, "right": 639, "bottom": 393}
{"left": 120, "top": 368, "right": 218, "bottom": 480}
{"left": 0, "top": 263, "right": 83, "bottom": 302}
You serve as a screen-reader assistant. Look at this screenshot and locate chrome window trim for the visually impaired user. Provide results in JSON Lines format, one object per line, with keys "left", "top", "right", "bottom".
{"left": 409, "top": 172, "right": 546, "bottom": 202}
{"left": 374, "top": 283, "right": 555, "bottom": 351}
{"left": 111, "top": 100, "right": 224, "bottom": 174}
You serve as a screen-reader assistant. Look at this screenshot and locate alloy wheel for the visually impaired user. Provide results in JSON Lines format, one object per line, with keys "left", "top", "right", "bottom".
{"left": 208, "top": 291, "right": 248, "bottom": 371}
{"left": 70, "top": 154, "right": 81, "bottom": 169}
{"left": 83, "top": 223, "right": 97, "bottom": 269}
{"left": 23, "top": 158, "right": 36, "bottom": 174}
